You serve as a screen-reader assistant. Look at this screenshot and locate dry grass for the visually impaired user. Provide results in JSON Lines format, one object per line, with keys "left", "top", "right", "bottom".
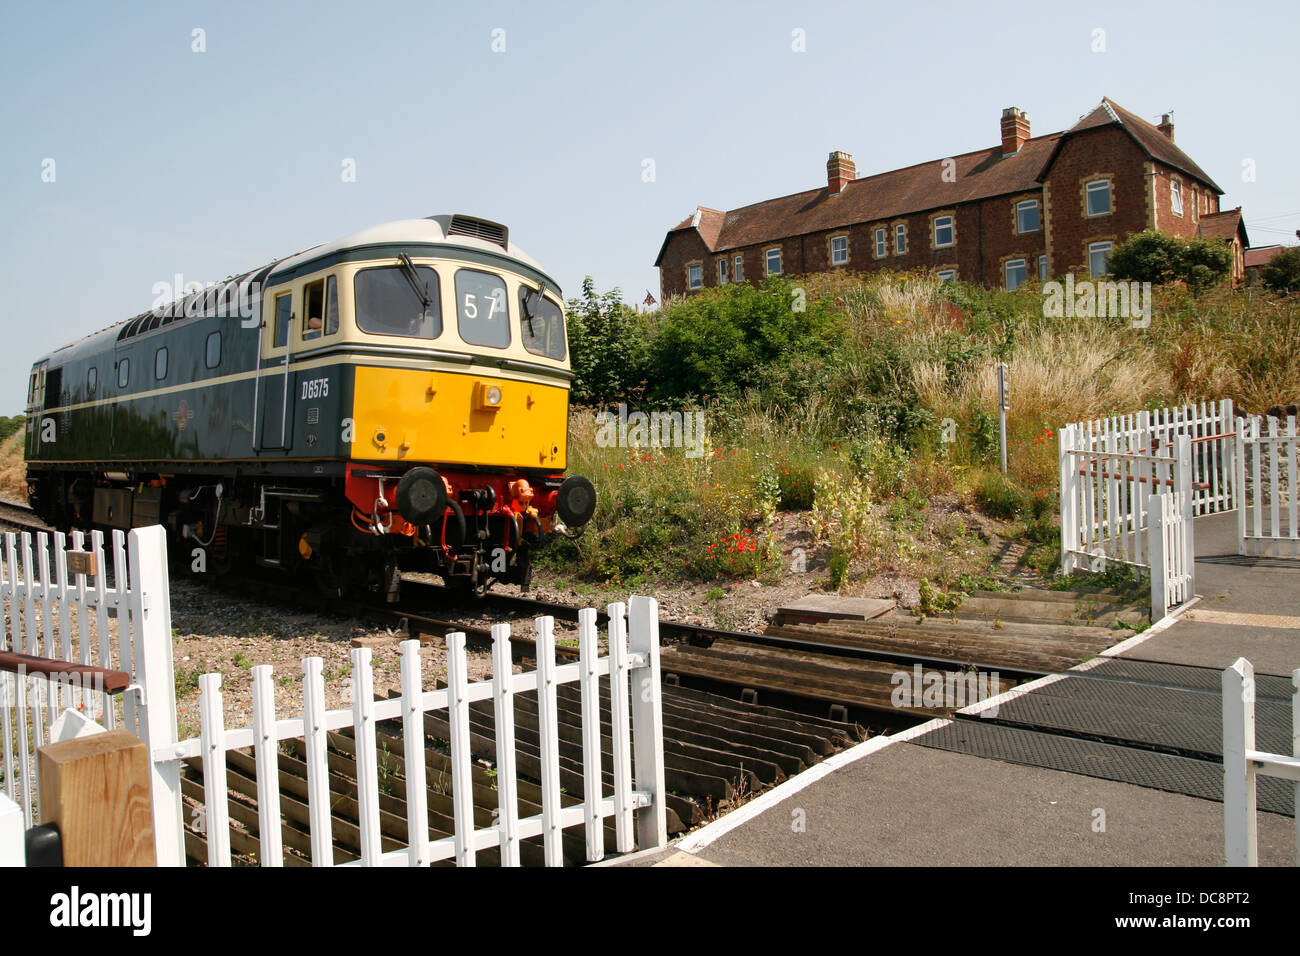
{"left": 0, "top": 430, "right": 26, "bottom": 500}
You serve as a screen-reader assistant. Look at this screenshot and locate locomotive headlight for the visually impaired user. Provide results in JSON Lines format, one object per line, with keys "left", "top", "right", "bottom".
{"left": 474, "top": 381, "right": 504, "bottom": 411}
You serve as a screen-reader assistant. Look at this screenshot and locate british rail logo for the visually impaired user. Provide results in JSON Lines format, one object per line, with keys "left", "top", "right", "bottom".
{"left": 49, "top": 887, "right": 151, "bottom": 936}
{"left": 594, "top": 403, "right": 707, "bottom": 459}
{"left": 890, "top": 664, "right": 1001, "bottom": 717}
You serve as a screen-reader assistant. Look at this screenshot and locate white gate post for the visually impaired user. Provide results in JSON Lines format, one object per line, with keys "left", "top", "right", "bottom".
{"left": 1222, "top": 657, "right": 1258, "bottom": 866}
{"left": 1236, "top": 417, "right": 1248, "bottom": 555}
{"left": 1058, "top": 423, "right": 1076, "bottom": 575}
{"left": 128, "top": 527, "right": 185, "bottom": 867}
{"left": 628, "top": 596, "right": 666, "bottom": 851}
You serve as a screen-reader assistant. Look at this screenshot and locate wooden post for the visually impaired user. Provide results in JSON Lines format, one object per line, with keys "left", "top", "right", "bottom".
{"left": 37, "top": 729, "right": 155, "bottom": 866}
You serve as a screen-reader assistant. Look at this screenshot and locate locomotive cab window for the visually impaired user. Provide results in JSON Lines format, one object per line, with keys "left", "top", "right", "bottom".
{"left": 117, "top": 358, "right": 130, "bottom": 389}
{"left": 273, "top": 292, "right": 292, "bottom": 349}
{"left": 301, "top": 276, "right": 338, "bottom": 339}
{"left": 154, "top": 347, "right": 168, "bottom": 380}
{"left": 355, "top": 264, "right": 441, "bottom": 339}
{"left": 518, "top": 286, "right": 566, "bottom": 360}
{"left": 87, "top": 366, "right": 97, "bottom": 394}
{"left": 455, "top": 269, "right": 509, "bottom": 348}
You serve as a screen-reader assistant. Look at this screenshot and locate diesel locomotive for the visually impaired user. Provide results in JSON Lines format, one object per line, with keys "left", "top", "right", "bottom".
{"left": 24, "top": 215, "right": 596, "bottom": 598}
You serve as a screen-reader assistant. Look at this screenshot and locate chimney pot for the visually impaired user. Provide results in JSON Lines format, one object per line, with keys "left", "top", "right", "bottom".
{"left": 1000, "top": 107, "right": 1030, "bottom": 156}
{"left": 1157, "top": 114, "right": 1175, "bottom": 142}
{"left": 827, "top": 150, "right": 855, "bottom": 194}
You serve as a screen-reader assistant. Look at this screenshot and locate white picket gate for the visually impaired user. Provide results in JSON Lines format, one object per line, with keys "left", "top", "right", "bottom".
{"left": 179, "top": 602, "right": 667, "bottom": 867}
{"left": 1, "top": 525, "right": 667, "bottom": 867}
{"left": 0, "top": 526, "right": 181, "bottom": 854}
{"left": 1237, "top": 414, "right": 1299, "bottom": 557}
{"left": 1147, "top": 491, "right": 1195, "bottom": 617}
{"left": 1221, "top": 658, "right": 1300, "bottom": 866}
{"left": 1057, "top": 401, "right": 1237, "bottom": 619}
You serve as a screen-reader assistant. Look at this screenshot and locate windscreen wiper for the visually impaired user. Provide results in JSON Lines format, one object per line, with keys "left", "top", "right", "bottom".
{"left": 398, "top": 253, "right": 431, "bottom": 311}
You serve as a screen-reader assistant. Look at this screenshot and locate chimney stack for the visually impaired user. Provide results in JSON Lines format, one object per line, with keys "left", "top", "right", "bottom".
{"left": 827, "top": 150, "right": 855, "bottom": 194}
{"left": 1157, "top": 113, "right": 1175, "bottom": 142}
{"left": 1000, "top": 107, "right": 1030, "bottom": 155}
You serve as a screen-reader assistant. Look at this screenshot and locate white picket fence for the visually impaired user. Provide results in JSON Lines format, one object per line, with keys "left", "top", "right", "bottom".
{"left": 0, "top": 527, "right": 174, "bottom": 835}
{"left": 1221, "top": 658, "right": 1300, "bottom": 866}
{"left": 1238, "top": 414, "right": 1299, "bottom": 557}
{"left": 0, "top": 525, "right": 667, "bottom": 867}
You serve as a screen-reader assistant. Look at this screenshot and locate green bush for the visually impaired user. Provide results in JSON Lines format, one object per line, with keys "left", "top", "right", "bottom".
{"left": 647, "top": 277, "right": 843, "bottom": 407}
{"left": 1259, "top": 247, "right": 1300, "bottom": 293}
{"left": 566, "top": 278, "right": 651, "bottom": 405}
{"left": 1107, "top": 230, "right": 1232, "bottom": 291}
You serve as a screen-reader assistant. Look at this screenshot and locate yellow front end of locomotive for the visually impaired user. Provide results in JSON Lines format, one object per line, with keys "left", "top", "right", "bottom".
{"left": 349, "top": 365, "right": 568, "bottom": 469}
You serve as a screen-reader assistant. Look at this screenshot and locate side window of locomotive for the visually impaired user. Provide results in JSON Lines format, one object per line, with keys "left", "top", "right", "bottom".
{"left": 205, "top": 331, "right": 222, "bottom": 369}
{"left": 354, "top": 266, "right": 441, "bottom": 339}
{"left": 302, "top": 279, "right": 325, "bottom": 340}
{"left": 273, "top": 292, "right": 292, "bottom": 349}
{"left": 324, "top": 275, "right": 339, "bottom": 335}
{"left": 517, "top": 287, "right": 567, "bottom": 361}
{"left": 455, "top": 269, "right": 509, "bottom": 348}
{"left": 154, "top": 347, "right": 168, "bottom": 381}
{"left": 117, "top": 358, "right": 130, "bottom": 389}
{"left": 87, "top": 366, "right": 97, "bottom": 395}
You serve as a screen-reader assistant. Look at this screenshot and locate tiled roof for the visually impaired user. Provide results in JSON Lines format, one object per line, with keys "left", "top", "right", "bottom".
{"left": 1199, "top": 208, "right": 1246, "bottom": 244}
{"left": 654, "top": 134, "right": 1060, "bottom": 263}
{"left": 1050, "top": 99, "right": 1222, "bottom": 193}
{"left": 1245, "top": 245, "right": 1289, "bottom": 268}
{"left": 657, "top": 98, "right": 1225, "bottom": 264}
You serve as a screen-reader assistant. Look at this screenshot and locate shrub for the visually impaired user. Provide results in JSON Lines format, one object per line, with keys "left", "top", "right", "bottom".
{"left": 566, "top": 278, "right": 650, "bottom": 405}
{"left": 647, "top": 277, "right": 843, "bottom": 406}
{"left": 1107, "top": 230, "right": 1232, "bottom": 291}
{"left": 1259, "top": 247, "right": 1300, "bottom": 293}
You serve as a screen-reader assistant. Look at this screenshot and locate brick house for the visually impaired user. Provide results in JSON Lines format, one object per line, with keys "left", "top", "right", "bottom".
{"left": 654, "top": 98, "right": 1245, "bottom": 298}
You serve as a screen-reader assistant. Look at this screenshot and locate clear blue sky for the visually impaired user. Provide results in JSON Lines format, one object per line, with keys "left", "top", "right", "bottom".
{"left": 3, "top": 0, "right": 1296, "bottom": 413}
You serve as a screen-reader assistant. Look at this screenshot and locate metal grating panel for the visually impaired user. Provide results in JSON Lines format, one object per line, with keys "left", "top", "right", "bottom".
{"left": 447, "top": 215, "right": 508, "bottom": 249}
{"left": 914, "top": 720, "right": 1294, "bottom": 815}
{"left": 1075, "top": 657, "right": 1294, "bottom": 701}
{"left": 984, "top": 681, "right": 1292, "bottom": 760}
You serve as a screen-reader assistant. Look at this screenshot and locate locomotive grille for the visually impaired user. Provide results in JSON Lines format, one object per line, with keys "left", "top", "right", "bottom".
{"left": 446, "top": 215, "right": 509, "bottom": 249}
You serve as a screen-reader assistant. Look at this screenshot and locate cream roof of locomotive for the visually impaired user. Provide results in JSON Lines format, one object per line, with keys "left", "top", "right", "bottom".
{"left": 267, "top": 216, "right": 547, "bottom": 280}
